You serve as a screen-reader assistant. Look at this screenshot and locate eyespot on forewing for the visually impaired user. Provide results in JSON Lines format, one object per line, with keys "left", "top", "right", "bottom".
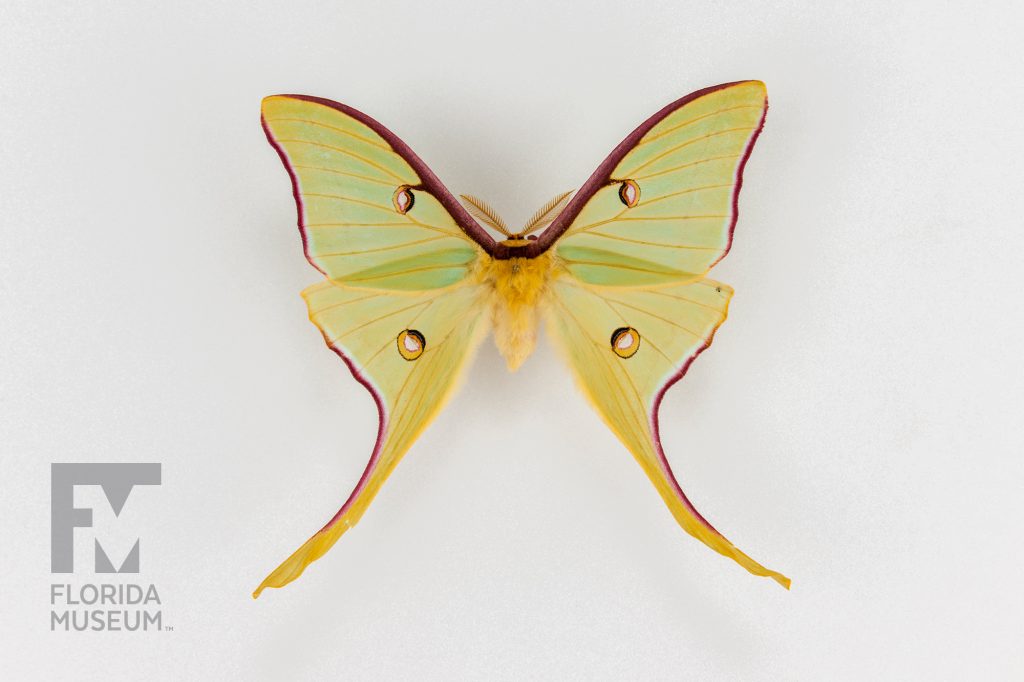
{"left": 393, "top": 185, "right": 415, "bottom": 214}
{"left": 617, "top": 179, "right": 640, "bottom": 208}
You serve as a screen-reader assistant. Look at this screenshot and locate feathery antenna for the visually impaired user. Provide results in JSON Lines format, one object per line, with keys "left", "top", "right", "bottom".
{"left": 459, "top": 195, "right": 512, "bottom": 237}
{"left": 522, "top": 190, "right": 574, "bottom": 235}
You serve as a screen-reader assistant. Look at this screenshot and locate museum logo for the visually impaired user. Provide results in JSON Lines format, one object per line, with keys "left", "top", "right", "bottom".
{"left": 49, "top": 463, "right": 167, "bottom": 632}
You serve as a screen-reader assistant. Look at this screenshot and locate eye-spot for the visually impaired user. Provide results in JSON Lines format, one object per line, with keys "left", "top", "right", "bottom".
{"left": 397, "top": 329, "right": 425, "bottom": 361}
{"left": 617, "top": 179, "right": 640, "bottom": 208}
{"left": 610, "top": 326, "right": 640, "bottom": 358}
{"left": 393, "top": 185, "right": 415, "bottom": 214}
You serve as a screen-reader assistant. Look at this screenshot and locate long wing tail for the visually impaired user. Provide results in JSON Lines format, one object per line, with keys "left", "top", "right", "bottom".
{"left": 254, "top": 281, "right": 489, "bottom": 597}
{"left": 545, "top": 275, "right": 789, "bottom": 589}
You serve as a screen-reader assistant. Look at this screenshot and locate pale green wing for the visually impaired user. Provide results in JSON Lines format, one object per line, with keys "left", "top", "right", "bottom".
{"left": 254, "top": 279, "right": 490, "bottom": 596}
{"left": 552, "top": 81, "right": 768, "bottom": 287}
{"left": 545, "top": 273, "right": 789, "bottom": 588}
{"left": 262, "top": 95, "right": 495, "bottom": 290}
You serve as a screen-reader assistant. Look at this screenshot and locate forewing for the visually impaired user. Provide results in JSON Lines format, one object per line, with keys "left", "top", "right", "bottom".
{"left": 545, "top": 275, "right": 789, "bottom": 588}
{"left": 262, "top": 95, "right": 496, "bottom": 290}
{"left": 254, "top": 280, "right": 490, "bottom": 596}
{"left": 549, "top": 81, "right": 767, "bottom": 286}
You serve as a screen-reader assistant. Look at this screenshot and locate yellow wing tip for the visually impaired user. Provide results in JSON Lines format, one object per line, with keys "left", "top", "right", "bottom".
{"left": 665, "top": 497, "right": 791, "bottom": 591}
{"left": 251, "top": 525, "right": 347, "bottom": 599}
{"left": 250, "top": 553, "right": 308, "bottom": 600}
{"left": 732, "top": 80, "right": 766, "bottom": 96}
{"left": 736, "top": 550, "right": 791, "bottom": 590}
{"left": 261, "top": 94, "right": 310, "bottom": 118}
{"left": 726, "top": 540, "right": 790, "bottom": 590}
{"left": 251, "top": 576, "right": 284, "bottom": 599}
{"left": 262, "top": 94, "right": 295, "bottom": 104}
{"left": 725, "top": 543, "right": 791, "bottom": 590}
{"left": 261, "top": 94, "right": 286, "bottom": 114}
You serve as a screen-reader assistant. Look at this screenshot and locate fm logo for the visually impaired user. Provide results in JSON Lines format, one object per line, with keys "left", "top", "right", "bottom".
{"left": 50, "top": 463, "right": 161, "bottom": 573}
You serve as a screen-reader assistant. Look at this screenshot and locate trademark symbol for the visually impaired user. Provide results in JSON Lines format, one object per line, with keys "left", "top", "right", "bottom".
{"left": 163, "top": 625, "right": 174, "bottom": 632}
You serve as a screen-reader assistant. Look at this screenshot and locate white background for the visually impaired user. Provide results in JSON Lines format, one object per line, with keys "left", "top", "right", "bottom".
{"left": 1, "top": 1, "right": 1022, "bottom": 679}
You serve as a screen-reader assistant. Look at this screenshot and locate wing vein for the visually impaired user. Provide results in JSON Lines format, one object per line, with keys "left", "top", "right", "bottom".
{"left": 604, "top": 298, "right": 707, "bottom": 340}
{"left": 582, "top": 231, "right": 722, "bottom": 251}
{"left": 275, "top": 138, "right": 407, "bottom": 182}
{"left": 315, "top": 235, "right": 453, "bottom": 257}
{"left": 344, "top": 263, "right": 472, "bottom": 284}
{"left": 559, "top": 259, "right": 685, "bottom": 277}
{"left": 570, "top": 214, "right": 728, "bottom": 234}
{"left": 292, "top": 164, "right": 396, "bottom": 187}
{"left": 647, "top": 288, "right": 729, "bottom": 313}
{"left": 265, "top": 117, "right": 391, "bottom": 150}
{"left": 634, "top": 154, "right": 740, "bottom": 181}
{"left": 635, "top": 105, "right": 763, "bottom": 147}
{"left": 550, "top": 294, "right": 650, "bottom": 449}
{"left": 330, "top": 299, "right": 432, "bottom": 342}
{"left": 308, "top": 222, "right": 463, "bottom": 238}
{"left": 621, "top": 127, "right": 754, "bottom": 176}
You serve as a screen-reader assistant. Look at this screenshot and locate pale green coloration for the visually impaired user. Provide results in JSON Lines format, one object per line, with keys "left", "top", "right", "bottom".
{"left": 254, "top": 279, "right": 490, "bottom": 597}
{"left": 262, "top": 96, "right": 479, "bottom": 291}
{"left": 255, "top": 82, "right": 790, "bottom": 596}
{"left": 543, "top": 275, "right": 789, "bottom": 588}
{"left": 555, "top": 81, "right": 767, "bottom": 287}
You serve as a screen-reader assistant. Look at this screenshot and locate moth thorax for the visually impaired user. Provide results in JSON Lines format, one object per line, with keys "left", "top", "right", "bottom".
{"left": 479, "top": 253, "right": 552, "bottom": 371}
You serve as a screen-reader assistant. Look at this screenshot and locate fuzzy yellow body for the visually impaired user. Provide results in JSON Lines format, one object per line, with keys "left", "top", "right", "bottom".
{"left": 476, "top": 245, "right": 556, "bottom": 371}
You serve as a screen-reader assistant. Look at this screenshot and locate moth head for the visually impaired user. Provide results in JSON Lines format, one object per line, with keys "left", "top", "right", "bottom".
{"left": 458, "top": 190, "right": 574, "bottom": 246}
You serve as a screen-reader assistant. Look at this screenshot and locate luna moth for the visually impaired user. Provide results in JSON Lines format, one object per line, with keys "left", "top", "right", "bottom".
{"left": 254, "top": 80, "right": 789, "bottom": 597}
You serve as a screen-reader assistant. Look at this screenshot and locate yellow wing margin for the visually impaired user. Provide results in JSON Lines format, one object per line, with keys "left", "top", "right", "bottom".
{"left": 262, "top": 95, "right": 482, "bottom": 290}
{"left": 545, "top": 273, "right": 790, "bottom": 588}
{"left": 254, "top": 279, "right": 490, "bottom": 597}
{"left": 554, "top": 81, "right": 767, "bottom": 287}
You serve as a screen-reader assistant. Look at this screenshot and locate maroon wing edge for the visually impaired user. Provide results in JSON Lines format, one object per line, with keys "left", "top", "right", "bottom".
{"left": 510, "top": 80, "right": 768, "bottom": 260}
{"left": 261, "top": 94, "right": 499, "bottom": 258}
{"left": 262, "top": 81, "right": 766, "bottom": 263}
